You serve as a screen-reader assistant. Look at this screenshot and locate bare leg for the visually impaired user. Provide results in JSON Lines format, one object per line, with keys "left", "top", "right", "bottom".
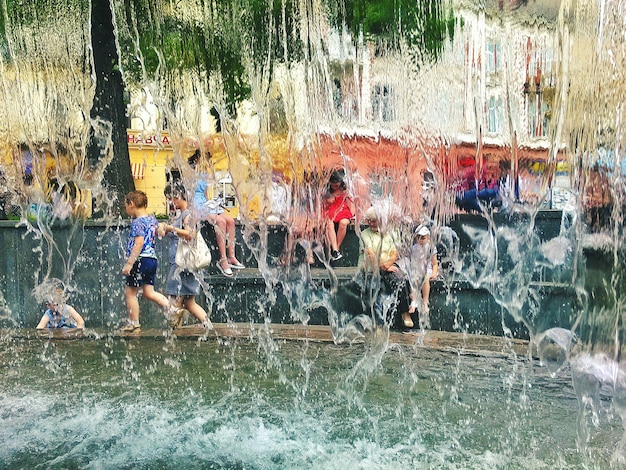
{"left": 306, "top": 241, "right": 314, "bottom": 264}
{"left": 336, "top": 218, "right": 350, "bottom": 250}
{"left": 208, "top": 214, "right": 228, "bottom": 262}
{"left": 421, "top": 276, "right": 431, "bottom": 312}
{"left": 141, "top": 284, "right": 170, "bottom": 311}
{"left": 420, "top": 277, "right": 432, "bottom": 329}
{"left": 182, "top": 297, "right": 208, "bottom": 323}
{"left": 169, "top": 296, "right": 183, "bottom": 309}
{"left": 165, "top": 295, "right": 184, "bottom": 328}
{"left": 125, "top": 286, "right": 140, "bottom": 323}
{"left": 222, "top": 214, "right": 242, "bottom": 265}
{"left": 224, "top": 214, "right": 236, "bottom": 257}
{"left": 207, "top": 214, "right": 233, "bottom": 273}
{"left": 325, "top": 218, "right": 338, "bottom": 252}
{"left": 300, "top": 218, "right": 315, "bottom": 263}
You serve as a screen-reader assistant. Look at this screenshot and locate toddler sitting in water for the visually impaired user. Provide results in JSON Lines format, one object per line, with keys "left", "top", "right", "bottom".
{"left": 36, "top": 296, "right": 84, "bottom": 329}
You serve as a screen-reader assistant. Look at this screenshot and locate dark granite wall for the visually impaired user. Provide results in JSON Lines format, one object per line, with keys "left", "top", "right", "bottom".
{"left": 0, "top": 210, "right": 608, "bottom": 340}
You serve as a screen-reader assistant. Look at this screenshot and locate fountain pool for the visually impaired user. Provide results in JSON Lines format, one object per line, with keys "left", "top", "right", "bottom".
{"left": 0, "top": 329, "right": 620, "bottom": 469}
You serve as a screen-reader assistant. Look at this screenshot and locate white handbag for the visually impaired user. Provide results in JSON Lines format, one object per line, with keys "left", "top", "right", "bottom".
{"left": 175, "top": 232, "right": 212, "bottom": 270}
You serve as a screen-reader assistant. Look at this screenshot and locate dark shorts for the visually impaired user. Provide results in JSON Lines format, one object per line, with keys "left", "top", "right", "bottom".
{"left": 126, "top": 257, "right": 158, "bottom": 288}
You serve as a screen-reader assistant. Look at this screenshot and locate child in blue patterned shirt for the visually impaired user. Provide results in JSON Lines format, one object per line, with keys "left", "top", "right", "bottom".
{"left": 36, "top": 295, "right": 84, "bottom": 330}
{"left": 121, "top": 190, "right": 173, "bottom": 332}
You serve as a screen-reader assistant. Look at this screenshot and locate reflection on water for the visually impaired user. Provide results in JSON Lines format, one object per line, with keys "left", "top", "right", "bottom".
{"left": 0, "top": 336, "right": 620, "bottom": 469}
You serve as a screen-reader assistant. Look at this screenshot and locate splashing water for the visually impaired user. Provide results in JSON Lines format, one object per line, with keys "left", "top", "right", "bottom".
{"left": 0, "top": 337, "right": 620, "bottom": 468}
{"left": 1, "top": 0, "right": 626, "bottom": 464}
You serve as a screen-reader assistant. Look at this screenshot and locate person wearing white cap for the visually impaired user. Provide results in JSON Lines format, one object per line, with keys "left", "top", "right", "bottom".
{"left": 404, "top": 224, "right": 438, "bottom": 329}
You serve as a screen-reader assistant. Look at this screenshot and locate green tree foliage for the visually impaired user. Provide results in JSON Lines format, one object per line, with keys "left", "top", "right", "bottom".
{"left": 117, "top": 0, "right": 305, "bottom": 113}
{"left": 329, "top": 0, "right": 455, "bottom": 61}
{"left": 117, "top": 0, "right": 454, "bottom": 109}
{"left": 0, "top": 0, "right": 455, "bottom": 210}
{"left": 0, "top": 0, "right": 90, "bottom": 66}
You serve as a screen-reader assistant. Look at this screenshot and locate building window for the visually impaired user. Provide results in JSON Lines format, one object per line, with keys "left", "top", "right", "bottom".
{"left": 486, "top": 42, "right": 501, "bottom": 75}
{"left": 525, "top": 38, "right": 557, "bottom": 90}
{"left": 131, "top": 162, "right": 146, "bottom": 180}
{"left": 528, "top": 97, "right": 549, "bottom": 138}
{"left": 487, "top": 96, "right": 503, "bottom": 134}
{"left": 333, "top": 77, "right": 358, "bottom": 121}
{"left": 543, "top": 48, "right": 555, "bottom": 87}
{"left": 369, "top": 171, "right": 395, "bottom": 200}
{"left": 333, "top": 79, "right": 342, "bottom": 116}
{"left": 372, "top": 84, "right": 395, "bottom": 122}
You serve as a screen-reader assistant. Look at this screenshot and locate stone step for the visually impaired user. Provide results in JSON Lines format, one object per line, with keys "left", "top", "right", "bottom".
{"left": 25, "top": 323, "right": 531, "bottom": 357}
{"left": 188, "top": 209, "right": 575, "bottom": 340}
{"left": 200, "top": 265, "right": 575, "bottom": 341}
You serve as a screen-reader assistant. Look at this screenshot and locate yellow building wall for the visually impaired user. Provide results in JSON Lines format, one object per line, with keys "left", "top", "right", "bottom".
{"left": 2, "top": 133, "right": 243, "bottom": 220}
{"left": 127, "top": 130, "right": 241, "bottom": 219}
{"left": 127, "top": 131, "right": 174, "bottom": 217}
{"left": 130, "top": 151, "right": 170, "bottom": 216}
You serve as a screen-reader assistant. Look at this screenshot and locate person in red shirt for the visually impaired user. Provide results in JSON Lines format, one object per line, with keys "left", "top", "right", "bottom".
{"left": 324, "top": 171, "right": 354, "bottom": 261}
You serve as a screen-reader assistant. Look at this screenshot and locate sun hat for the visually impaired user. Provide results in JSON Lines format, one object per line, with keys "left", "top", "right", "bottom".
{"left": 364, "top": 207, "right": 377, "bottom": 221}
{"left": 416, "top": 224, "right": 430, "bottom": 236}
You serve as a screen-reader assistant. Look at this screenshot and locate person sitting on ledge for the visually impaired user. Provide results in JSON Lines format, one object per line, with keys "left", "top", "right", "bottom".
{"left": 323, "top": 170, "right": 354, "bottom": 262}
{"left": 405, "top": 224, "right": 438, "bottom": 330}
{"left": 188, "top": 150, "right": 244, "bottom": 277}
{"left": 455, "top": 166, "right": 501, "bottom": 213}
{"left": 36, "top": 294, "right": 84, "bottom": 330}
{"left": 358, "top": 207, "right": 409, "bottom": 328}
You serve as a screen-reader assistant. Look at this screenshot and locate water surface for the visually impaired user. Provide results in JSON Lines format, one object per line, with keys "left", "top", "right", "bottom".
{"left": 0, "top": 334, "right": 619, "bottom": 469}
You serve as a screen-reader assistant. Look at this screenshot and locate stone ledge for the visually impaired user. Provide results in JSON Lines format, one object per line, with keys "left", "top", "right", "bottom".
{"left": 202, "top": 266, "right": 575, "bottom": 293}
{"left": 15, "top": 323, "right": 531, "bottom": 357}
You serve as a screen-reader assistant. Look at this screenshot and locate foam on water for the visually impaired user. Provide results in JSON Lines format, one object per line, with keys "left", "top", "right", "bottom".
{"left": 0, "top": 336, "right": 620, "bottom": 469}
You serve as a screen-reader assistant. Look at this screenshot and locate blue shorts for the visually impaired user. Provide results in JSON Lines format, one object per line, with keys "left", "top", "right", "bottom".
{"left": 126, "top": 257, "right": 158, "bottom": 288}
